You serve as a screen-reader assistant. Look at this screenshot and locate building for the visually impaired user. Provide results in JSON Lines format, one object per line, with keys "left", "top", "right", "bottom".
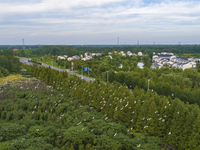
{"left": 151, "top": 52, "right": 198, "bottom": 70}
{"left": 127, "top": 51, "right": 133, "bottom": 56}
{"left": 67, "top": 55, "right": 80, "bottom": 61}
{"left": 81, "top": 55, "right": 93, "bottom": 61}
{"left": 138, "top": 52, "right": 143, "bottom": 56}
{"left": 92, "top": 53, "right": 101, "bottom": 56}
{"left": 67, "top": 57, "right": 73, "bottom": 61}
{"left": 57, "top": 55, "right": 67, "bottom": 60}
{"left": 119, "top": 51, "right": 126, "bottom": 56}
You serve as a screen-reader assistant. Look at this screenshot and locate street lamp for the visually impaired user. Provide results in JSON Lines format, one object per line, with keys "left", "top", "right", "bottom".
{"left": 147, "top": 78, "right": 152, "bottom": 90}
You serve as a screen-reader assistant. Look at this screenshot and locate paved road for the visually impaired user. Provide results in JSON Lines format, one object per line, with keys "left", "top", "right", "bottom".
{"left": 18, "top": 57, "right": 95, "bottom": 82}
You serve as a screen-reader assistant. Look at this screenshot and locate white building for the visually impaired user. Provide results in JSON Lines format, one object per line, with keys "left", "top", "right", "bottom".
{"left": 138, "top": 52, "right": 143, "bottom": 56}
{"left": 57, "top": 55, "right": 67, "bottom": 60}
{"left": 182, "top": 62, "right": 196, "bottom": 70}
{"left": 67, "top": 55, "right": 80, "bottom": 61}
{"left": 67, "top": 57, "right": 73, "bottom": 61}
{"left": 151, "top": 52, "right": 197, "bottom": 70}
{"left": 127, "top": 51, "right": 133, "bottom": 56}
{"left": 92, "top": 53, "right": 101, "bottom": 56}
{"left": 119, "top": 51, "right": 126, "bottom": 56}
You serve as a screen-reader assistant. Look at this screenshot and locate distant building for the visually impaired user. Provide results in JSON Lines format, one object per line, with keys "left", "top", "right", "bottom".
{"left": 67, "top": 57, "right": 73, "bottom": 61}
{"left": 119, "top": 51, "right": 126, "bottom": 56}
{"left": 138, "top": 52, "right": 143, "bottom": 56}
{"left": 72, "top": 55, "right": 80, "bottom": 60}
{"left": 151, "top": 52, "right": 197, "bottom": 70}
{"left": 85, "top": 52, "right": 88, "bottom": 57}
{"left": 81, "top": 55, "right": 93, "bottom": 61}
{"left": 57, "top": 55, "right": 67, "bottom": 60}
{"left": 92, "top": 53, "right": 101, "bottom": 56}
{"left": 67, "top": 55, "right": 80, "bottom": 61}
{"left": 13, "top": 49, "right": 18, "bottom": 51}
{"left": 127, "top": 51, "right": 133, "bottom": 56}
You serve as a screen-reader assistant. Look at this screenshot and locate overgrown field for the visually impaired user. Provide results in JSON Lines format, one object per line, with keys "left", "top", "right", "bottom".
{"left": 0, "top": 74, "right": 25, "bottom": 87}
{"left": 0, "top": 78, "right": 163, "bottom": 150}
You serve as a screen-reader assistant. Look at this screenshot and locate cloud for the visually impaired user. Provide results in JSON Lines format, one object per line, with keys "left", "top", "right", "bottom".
{"left": 0, "top": 0, "right": 200, "bottom": 44}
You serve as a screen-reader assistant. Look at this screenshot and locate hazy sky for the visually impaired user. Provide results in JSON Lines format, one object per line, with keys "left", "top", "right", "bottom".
{"left": 0, "top": 0, "right": 200, "bottom": 45}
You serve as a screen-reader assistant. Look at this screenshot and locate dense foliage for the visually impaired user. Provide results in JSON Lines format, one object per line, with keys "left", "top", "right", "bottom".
{"left": 53, "top": 52, "right": 200, "bottom": 106}
{"left": 0, "top": 78, "right": 164, "bottom": 150}
{"left": 104, "top": 67, "right": 200, "bottom": 106}
{"left": 26, "top": 65, "right": 200, "bottom": 150}
{"left": 0, "top": 53, "right": 22, "bottom": 76}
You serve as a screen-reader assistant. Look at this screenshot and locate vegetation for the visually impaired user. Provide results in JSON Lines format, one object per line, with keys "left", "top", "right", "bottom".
{"left": 0, "top": 77, "right": 164, "bottom": 149}
{"left": 2, "top": 45, "right": 200, "bottom": 149}
{"left": 7, "top": 45, "right": 200, "bottom": 57}
{"left": 0, "top": 55, "right": 21, "bottom": 75}
{"left": 23, "top": 65, "right": 200, "bottom": 150}
{"left": 0, "top": 74, "right": 24, "bottom": 86}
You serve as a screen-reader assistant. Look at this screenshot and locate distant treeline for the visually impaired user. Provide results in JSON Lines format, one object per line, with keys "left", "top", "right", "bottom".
{"left": 0, "top": 45, "right": 42, "bottom": 50}
{"left": 29, "top": 45, "right": 200, "bottom": 57}
{"left": 2, "top": 45, "right": 200, "bottom": 58}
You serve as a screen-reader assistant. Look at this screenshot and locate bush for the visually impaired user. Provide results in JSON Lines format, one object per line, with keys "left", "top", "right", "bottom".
{"left": 0, "top": 67, "right": 9, "bottom": 77}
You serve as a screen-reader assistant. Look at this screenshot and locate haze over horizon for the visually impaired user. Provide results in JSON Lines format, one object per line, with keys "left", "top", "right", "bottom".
{"left": 1, "top": 0, "right": 200, "bottom": 45}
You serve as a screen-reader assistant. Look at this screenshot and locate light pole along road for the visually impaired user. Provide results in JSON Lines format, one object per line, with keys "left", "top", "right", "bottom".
{"left": 18, "top": 57, "right": 95, "bottom": 82}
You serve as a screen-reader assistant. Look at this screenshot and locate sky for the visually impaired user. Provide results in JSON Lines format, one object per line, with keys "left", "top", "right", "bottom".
{"left": 0, "top": 0, "right": 200, "bottom": 45}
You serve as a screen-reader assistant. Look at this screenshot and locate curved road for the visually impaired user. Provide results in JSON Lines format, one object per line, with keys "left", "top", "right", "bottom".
{"left": 18, "top": 57, "right": 95, "bottom": 82}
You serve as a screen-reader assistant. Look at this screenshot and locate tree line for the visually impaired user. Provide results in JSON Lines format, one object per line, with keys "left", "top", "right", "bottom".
{"left": 6, "top": 45, "right": 200, "bottom": 58}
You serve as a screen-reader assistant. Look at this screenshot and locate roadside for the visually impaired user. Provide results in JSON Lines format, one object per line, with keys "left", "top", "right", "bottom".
{"left": 18, "top": 57, "right": 95, "bottom": 82}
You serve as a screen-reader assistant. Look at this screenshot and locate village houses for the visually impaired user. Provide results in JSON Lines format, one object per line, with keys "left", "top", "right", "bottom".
{"left": 151, "top": 52, "right": 199, "bottom": 70}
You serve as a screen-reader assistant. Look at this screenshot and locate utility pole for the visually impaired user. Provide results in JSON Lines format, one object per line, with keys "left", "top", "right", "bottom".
{"left": 137, "top": 41, "right": 139, "bottom": 47}
{"left": 64, "top": 62, "right": 66, "bottom": 70}
{"left": 52, "top": 59, "right": 53, "bottom": 67}
{"left": 88, "top": 67, "right": 89, "bottom": 77}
